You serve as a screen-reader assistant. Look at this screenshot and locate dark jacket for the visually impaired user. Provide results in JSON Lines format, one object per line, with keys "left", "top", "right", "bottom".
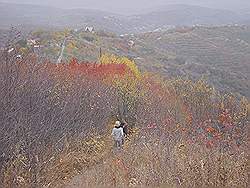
{"left": 120, "top": 123, "right": 128, "bottom": 136}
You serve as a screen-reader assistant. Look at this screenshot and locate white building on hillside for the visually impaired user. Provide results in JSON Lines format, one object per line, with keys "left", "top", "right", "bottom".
{"left": 128, "top": 40, "right": 135, "bottom": 48}
{"left": 85, "top": 26, "right": 94, "bottom": 33}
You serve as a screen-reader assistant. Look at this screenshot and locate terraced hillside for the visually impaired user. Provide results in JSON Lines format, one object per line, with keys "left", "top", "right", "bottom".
{"left": 131, "top": 26, "right": 250, "bottom": 98}
{"left": 16, "top": 26, "right": 250, "bottom": 98}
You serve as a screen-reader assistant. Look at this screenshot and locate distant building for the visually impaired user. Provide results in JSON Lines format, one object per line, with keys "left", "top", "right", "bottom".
{"left": 33, "top": 45, "right": 44, "bottom": 53}
{"left": 128, "top": 40, "right": 135, "bottom": 48}
{"left": 8, "top": 48, "right": 14, "bottom": 53}
{"left": 134, "top": 57, "right": 143, "bottom": 60}
{"left": 34, "top": 45, "right": 41, "bottom": 48}
{"left": 85, "top": 27, "right": 95, "bottom": 33}
{"left": 27, "top": 39, "right": 37, "bottom": 46}
{"left": 16, "top": 54, "right": 22, "bottom": 59}
{"left": 27, "top": 38, "right": 41, "bottom": 50}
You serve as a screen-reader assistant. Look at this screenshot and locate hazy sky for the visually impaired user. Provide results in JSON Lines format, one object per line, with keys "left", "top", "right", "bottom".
{"left": 2, "top": 0, "right": 250, "bottom": 14}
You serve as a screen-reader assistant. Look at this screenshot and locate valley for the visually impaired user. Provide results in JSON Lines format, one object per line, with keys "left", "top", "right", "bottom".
{"left": 15, "top": 25, "right": 250, "bottom": 98}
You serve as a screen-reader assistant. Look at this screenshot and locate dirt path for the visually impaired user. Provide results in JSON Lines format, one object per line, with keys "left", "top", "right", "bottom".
{"left": 62, "top": 150, "right": 126, "bottom": 188}
{"left": 57, "top": 37, "right": 67, "bottom": 64}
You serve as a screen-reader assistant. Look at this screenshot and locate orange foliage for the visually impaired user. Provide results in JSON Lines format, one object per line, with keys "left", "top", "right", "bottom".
{"left": 43, "top": 58, "right": 130, "bottom": 80}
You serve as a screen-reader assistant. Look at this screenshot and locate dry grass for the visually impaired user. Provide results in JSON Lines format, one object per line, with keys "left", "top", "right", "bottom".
{"left": 0, "top": 31, "right": 248, "bottom": 188}
{"left": 60, "top": 129, "right": 248, "bottom": 188}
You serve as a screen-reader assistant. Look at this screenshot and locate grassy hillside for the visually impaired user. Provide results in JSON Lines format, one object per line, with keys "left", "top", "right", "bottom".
{"left": 0, "top": 42, "right": 248, "bottom": 187}
{"left": 133, "top": 26, "right": 250, "bottom": 98}
{"left": 25, "top": 26, "right": 250, "bottom": 99}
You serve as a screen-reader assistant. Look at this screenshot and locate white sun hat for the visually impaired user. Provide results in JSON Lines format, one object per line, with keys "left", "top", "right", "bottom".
{"left": 115, "top": 121, "right": 121, "bottom": 127}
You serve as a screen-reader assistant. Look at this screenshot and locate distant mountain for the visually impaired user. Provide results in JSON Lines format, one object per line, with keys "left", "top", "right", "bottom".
{"left": 131, "top": 5, "right": 242, "bottom": 25}
{"left": 0, "top": 3, "right": 249, "bottom": 33}
{"left": 0, "top": 2, "right": 122, "bottom": 30}
{"left": 238, "top": 9, "right": 250, "bottom": 24}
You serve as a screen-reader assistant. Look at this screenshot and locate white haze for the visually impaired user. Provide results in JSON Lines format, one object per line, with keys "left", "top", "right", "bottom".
{"left": 1, "top": 0, "right": 250, "bottom": 14}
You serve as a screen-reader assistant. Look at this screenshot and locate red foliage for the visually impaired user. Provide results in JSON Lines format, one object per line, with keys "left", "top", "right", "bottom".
{"left": 219, "top": 109, "right": 232, "bottom": 124}
{"left": 206, "top": 140, "right": 214, "bottom": 148}
{"left": 43, "top": 58, "right": 129, "bottom": 81}
{"left": 206, "top": 127, "right": 215, "bottom": 133}
{"left": 68, "top": 58, "right": 128, "bottom": 78}
{"left": 147, "top": 123, "right": 157, "bottom": 129}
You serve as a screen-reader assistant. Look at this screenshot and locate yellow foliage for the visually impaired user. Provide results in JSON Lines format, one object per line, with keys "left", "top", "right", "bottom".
{"left": 100, "top": 53, "right": 141, "bottom": 78}
{"left": 19, "top": 47, "right": 28, "bottom": 55}
{"left": 67, "top": 41, "right": 77, "bottom": 51}
{"left": 53, "top": 29, "right": 70, "bottom": 41}
{"left": 100, "top": 54, "right": 142, "bottom": 117}
{"left": 63, "top": 28, "right": 71, "bottom": 36}
{"left": 237, "top": 97, "right": 249, "bottom": 119}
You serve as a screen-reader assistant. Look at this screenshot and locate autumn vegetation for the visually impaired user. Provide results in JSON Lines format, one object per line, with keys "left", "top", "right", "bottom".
{"left": 0, "top": 31, "right": 249, "bottom": 188}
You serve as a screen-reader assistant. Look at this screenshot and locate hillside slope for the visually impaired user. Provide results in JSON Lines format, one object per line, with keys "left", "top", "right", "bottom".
{"left": 0, "top": 3, "right": 249, "bottom": 34}
{"left": 0, "top": 24, "right": 249, "bottom": 188}
{"left": 132, "top": 26, "right": 250, "bottom": 98}
{"left": 30, "top": 26, "right": 250, "bottom": 98}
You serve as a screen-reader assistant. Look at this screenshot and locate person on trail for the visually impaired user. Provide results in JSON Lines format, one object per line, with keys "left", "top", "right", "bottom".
{"left": 119, "top": 122, "right": 125, "bottom": 145}
{"left": 121, "top": 120, "right": 128, "bottom": 136}
{"left": 120, "top": 120, "right": 129, "bottom": 145}
{"left": 112, "top": 121, "right": 124, "bottom": 148}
